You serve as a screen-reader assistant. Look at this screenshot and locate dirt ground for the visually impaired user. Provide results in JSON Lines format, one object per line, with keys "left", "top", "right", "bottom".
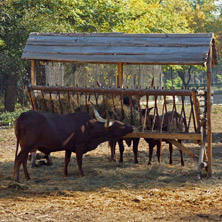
{"left": 1, "top": 106, "right": 222, "bottom": 222}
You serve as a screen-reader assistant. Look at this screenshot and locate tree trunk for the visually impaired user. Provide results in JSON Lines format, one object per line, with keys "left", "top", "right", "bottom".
{"left": 4, "top": 74, "right": 17, "bottom": 112}
{"left": 178, "top": 66, "right": 192, "bottom": 89}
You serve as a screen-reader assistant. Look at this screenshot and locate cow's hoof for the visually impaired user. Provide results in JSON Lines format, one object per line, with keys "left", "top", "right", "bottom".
{"left": 46, "top": 162, "right": 53, "bottom": 166}
{"left": 13, "top": 178, "right": 20, "bottom": 183}
{"left": 24, "top": 176, "right": 30, "bottom": 180}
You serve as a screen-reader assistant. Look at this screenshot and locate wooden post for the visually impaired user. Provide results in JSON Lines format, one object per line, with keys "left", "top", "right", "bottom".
{"left": 207, "top": 43, "right": 212, "bottom": 177}
{"left": 117, "top": 63, "right": 123, "bottom": 88}
{"left": 31, "top": 60, "right": 36, "bottom": 85}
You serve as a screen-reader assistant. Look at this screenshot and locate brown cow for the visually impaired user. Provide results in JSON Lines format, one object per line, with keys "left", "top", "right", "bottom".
{"left": 113, "top": 110, "right": 184, "bottom": 166}
{"left": 13, "top": 106, "right": 133, "bottom": 182}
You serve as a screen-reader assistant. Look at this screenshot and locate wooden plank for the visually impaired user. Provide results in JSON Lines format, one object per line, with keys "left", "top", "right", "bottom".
{"left": 23, "top": 45, "right": 210, "bottom": 56}
{"left": 167, "top": 139, "right": 198, "bottom": 161}
{"left": 22, "top": 53, "right": 207, "bottom": 65}
{"left": 192, "top": 91, "right": 200, "bottom": 132}
{"left": 29, "top": 84, "right": 194, "bottom": 96}
{"left": 29, "top": 32, "right": 213, "bottom": 38}
{"left": 27, "top": 87, "right": 37, "bottom": 111}
{"left": 197, "top": 126, "right": 206, "bottom": 179}
{"left": 117, "top": 63, "right": 123, "bottom": 87}
{"left": 31, "top": 60, "right": 36, "bottom": 85}
{"left": 124, "top": 132, "right": 201, "bottom": 140}
{"left": 26, "top": 37, "right": 211, "bottom": 47}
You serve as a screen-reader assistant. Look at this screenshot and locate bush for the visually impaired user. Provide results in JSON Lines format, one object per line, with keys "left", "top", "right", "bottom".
{"left": 0, "top": 108, "right": 29, "bottom": 127}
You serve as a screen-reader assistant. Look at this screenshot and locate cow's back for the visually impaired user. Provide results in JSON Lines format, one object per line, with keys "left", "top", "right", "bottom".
{"left": 15, "top": 110, "right": 93, "bottom": 151}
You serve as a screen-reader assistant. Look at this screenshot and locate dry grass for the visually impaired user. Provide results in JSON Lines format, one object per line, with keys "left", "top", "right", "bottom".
{"left": 1, "top": 105, "right": 222, "bottom": 221}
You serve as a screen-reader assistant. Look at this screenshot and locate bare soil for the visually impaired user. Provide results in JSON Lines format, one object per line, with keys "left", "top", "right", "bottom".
{"left": 1, "top": 105, "right": 222, "bottom": 221}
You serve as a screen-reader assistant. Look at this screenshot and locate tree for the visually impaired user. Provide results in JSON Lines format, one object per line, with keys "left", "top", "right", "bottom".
{"left": 117, "top": 0, "right": 193, "bottom": 33}
{"left": 0, "top": 0, "right": 127, "bottom": 111}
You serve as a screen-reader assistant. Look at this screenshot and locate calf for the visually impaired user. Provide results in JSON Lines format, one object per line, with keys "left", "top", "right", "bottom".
{"left": 146, "top": 111, "right": 184, "bottom": 166}
{"left": 146, "top": 139, "right": 184, "bottom": 166}
{"left": 28, "top": 151, "right": 52, "bottom": 167}
{"left": 109, "top": 95, "right": 142, "bottom": 163}
{"left": 14, "top": 105, "right": 133, "bottom": 182}
{"left": 112, "top": 110, "right": 184, "bottom": 166}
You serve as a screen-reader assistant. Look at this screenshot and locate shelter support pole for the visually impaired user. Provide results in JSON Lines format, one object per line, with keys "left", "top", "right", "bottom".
{"left": 31, "top": 60, "right": 36, "bottom": 85}
{"left": 117, "top": 63, "right": 123, "bottom": 88}
{"left": 207, "top": 45, "right": 212, "bottom": 177}
{"left": 197, "top": 126, "right": 207, "bottom": 179}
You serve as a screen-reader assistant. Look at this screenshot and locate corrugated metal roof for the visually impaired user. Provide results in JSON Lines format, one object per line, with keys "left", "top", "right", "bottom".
{"left": 22, "top": 32, "right": 217, "bottom": 66}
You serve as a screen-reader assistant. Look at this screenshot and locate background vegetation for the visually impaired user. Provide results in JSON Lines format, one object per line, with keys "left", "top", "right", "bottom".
{"left": 0, "top": 0, "right": 222, "bottom": 114}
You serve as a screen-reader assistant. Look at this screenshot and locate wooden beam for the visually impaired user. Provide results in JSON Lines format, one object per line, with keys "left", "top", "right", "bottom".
{"left": 167, "top": 139, "right": 198, "bottom": 161}
{"left": 29, "top": 84, "right": 194, "bottom": 96}
{"left": 117, "top": 63, "right": 123, "bottom": 87}
{"left": 197, "top": 126, "right": 207, "bottom": 179}
{"left": 31, "top": 60, "right": 36, "bottom": 85}
{"left": 206, "top": 44, "right": 213, "bottom": 177}
{"left": 192, "top": 91, "right": 200, "bottom": 132}
{"left": 124, "top": 132, "right": 201, "bottom": 140}
{"left": 22, "top": 53, "right": 207, "bottom": 65}
{"left": 28, "top": 32, "right": 213, "bottom": 38}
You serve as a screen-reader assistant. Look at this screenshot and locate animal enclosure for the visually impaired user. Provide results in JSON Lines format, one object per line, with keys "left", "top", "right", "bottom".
{"left": 22, "top": 32, "right": 217, "bottom": 178}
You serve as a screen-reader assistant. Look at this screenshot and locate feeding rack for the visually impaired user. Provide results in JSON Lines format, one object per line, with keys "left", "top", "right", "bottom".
{"left": 22, "top": 32, "right": 217, "bottom": 179}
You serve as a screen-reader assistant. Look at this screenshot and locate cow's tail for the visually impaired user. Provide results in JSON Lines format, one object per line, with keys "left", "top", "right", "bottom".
{"left": 14, "top": 116, "right": 21, "bottom": 160}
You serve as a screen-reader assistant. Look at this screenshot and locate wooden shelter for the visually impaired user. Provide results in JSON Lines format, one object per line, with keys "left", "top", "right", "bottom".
{"left": 22, "top": 32, "right": 217, "bottom": 178}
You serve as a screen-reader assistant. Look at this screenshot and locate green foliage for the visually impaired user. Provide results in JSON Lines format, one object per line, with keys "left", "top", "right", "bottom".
{"left": 0, "top": 0, "right": 222, "bottom": 111}
{"left": 0, "top": 108, "right": 29, "bottom": 127}
{"left": 117, "top": 0, "right": 193, "bottom": 33}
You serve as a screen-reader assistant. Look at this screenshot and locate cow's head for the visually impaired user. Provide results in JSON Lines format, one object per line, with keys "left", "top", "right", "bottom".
{"left": 90, "top": 101, "right": 133, "bottom": 137}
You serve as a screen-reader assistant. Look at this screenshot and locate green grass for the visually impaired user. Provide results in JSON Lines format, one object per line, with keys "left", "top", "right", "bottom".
{"left": 0, "top": 107, "right": 29, "bottom": 127}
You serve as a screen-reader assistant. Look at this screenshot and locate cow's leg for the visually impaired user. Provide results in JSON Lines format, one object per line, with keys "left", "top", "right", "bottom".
{"left": 45, "top": 154, "right": 52, "bottom": 166}
{"left": 109, "top": 140, "right": 117, "bottom": 161}
{"left": 178, "top": 140, "right": 184, "bottom": 166}
{"left": 64, "top": 150, "right": 71, "bottom": 176}
{"left": 156, "top": 141, "right": 161, "bottom": 163}
{"left": 13, "top": 149, "right": 29, "bottom": 182}
{"left": 22, "top": 155, "right": 30, "bottom": 180}
{"left": 179, "top": 150, "right": 184, "bottom": 166}
{"left": 148, "top": 143, "right": 154, "bottom": 165}
{"left": 118, "top": 139, "right": 124, "bottom": 163}
{"left": 76, "top": 152, "right": 84, "bottom": 177}
{"left": 30, "top": 151, "right": 37, "bottom": 167}
{"left": 133, "top": 138, "right": 139, "bottom": 164}
{"left": 169, "top": 143, "right": 173, "bottom": 165}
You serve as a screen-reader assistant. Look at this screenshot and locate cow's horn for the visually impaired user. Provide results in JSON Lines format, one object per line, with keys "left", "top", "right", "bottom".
{"left": 89, "top": 101, "right": 106, "bottom": 123}
{"left": 104, "top": 110, "right": 110, "bottom": 128}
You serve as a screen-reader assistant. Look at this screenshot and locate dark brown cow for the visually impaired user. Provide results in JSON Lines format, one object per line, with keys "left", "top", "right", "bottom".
{"left": 13, "top": 108, "right": 133, "bottom": 182}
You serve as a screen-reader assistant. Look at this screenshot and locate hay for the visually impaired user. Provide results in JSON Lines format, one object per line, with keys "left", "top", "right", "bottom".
{"left": 34, "top": 93, "right": 186, "bottom": 132}
{"left": 2, "top": 105, "right": 222, "bottom": 221}
{"left": 34, "top": 94, "right": 143, "bottom": 128}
